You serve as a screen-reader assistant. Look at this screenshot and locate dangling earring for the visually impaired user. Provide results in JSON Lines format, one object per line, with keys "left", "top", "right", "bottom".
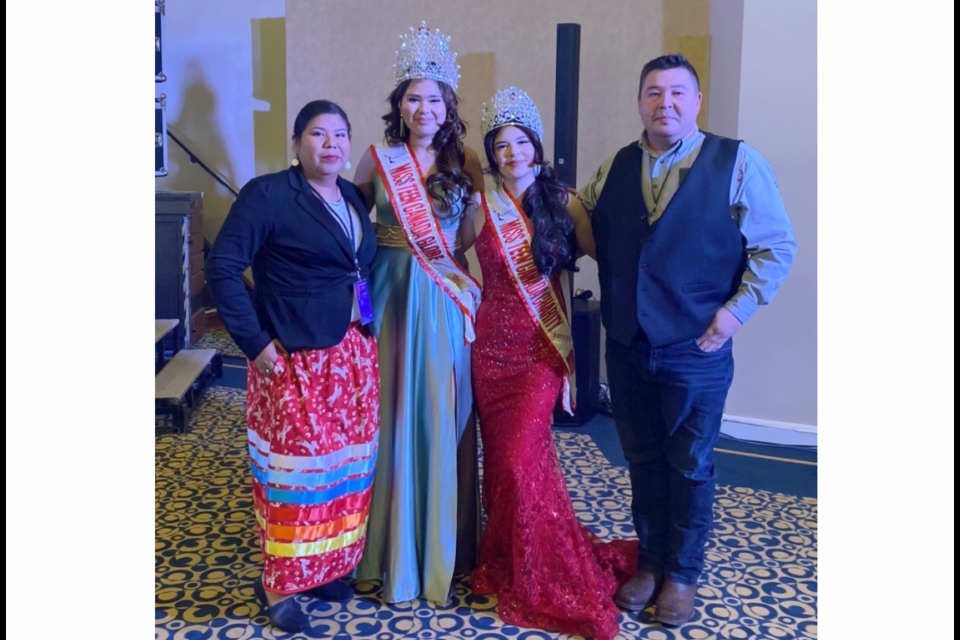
{"left": 345, "top": 161, "right": 352, "bottom": 170}
{"left": 493, "top": 173, "right": 502, "bottom": 187}
{"left": 399, "top": 118, "right": 405, "bottom": 138}
{"left": 533, "top": 164, "right": 541, "bottom": 177}
{"left": 291, "top": 157, "right": 299, "bottom": 167}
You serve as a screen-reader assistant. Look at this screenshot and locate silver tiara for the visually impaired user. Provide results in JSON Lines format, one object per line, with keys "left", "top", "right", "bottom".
{"left": 394, "top": 22, "right": 460, "bottom": 91}
{"left": 480, "top": 86, "right": 544, "bottom": 142}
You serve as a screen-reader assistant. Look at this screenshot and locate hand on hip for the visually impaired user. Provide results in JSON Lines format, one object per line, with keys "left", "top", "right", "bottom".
{"left": 696, "top": 307, "right": 742, "bottom": 353}
{"left": 253, "top": 339, "right": 287, "bottom": 376}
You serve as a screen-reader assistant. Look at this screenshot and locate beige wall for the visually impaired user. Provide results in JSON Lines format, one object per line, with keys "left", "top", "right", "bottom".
{"left": 719, "top": 0, "right": 818, "bottom": 428}
{"left": 663, "top": 0, "right": 712, "bottom": 131}
{"left": 707, "top": 0, "right": 743, "bottom": 138}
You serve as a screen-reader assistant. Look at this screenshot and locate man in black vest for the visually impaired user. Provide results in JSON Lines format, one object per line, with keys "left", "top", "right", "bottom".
{"left": 579, "top": 54, "right": 797, "bottom": 625}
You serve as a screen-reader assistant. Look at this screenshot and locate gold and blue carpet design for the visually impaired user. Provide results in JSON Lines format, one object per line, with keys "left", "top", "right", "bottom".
{"left": 192, "top": 327, "right": 246, "bottom": 358}
{"left": 156, "top": 387, "right": 817, "bottom": 639}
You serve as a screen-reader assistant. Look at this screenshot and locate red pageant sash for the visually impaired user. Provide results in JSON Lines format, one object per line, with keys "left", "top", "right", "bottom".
{"left": 371, "top": 144, "right": 482, "bottom": 344}
{"left": 481, "top": 187, "right": 576, "bottom": 414}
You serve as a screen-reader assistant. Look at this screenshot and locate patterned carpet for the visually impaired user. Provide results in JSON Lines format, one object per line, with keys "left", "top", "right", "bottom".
{"left": 192, "top": 327, "right": 246, "bottom": 358}
{"left": 156, "top": 387, "right": 817, "bottom": 640}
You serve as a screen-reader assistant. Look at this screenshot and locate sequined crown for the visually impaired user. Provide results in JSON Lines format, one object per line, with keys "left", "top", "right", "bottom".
{"left": 394, "top": 21, "right": 460, "bottom": 91}
{"left": 480, "top": 87, "right": 544, "bottom": 142}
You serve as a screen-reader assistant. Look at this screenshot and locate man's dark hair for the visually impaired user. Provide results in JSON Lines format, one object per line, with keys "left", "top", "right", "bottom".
{"left": 638, "top": 54, "right": 700, "bottom": 97}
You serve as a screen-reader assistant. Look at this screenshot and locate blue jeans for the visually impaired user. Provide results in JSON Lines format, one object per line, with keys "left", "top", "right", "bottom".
{"left": 605, "top": 335, "right": 734, "bottom": 585}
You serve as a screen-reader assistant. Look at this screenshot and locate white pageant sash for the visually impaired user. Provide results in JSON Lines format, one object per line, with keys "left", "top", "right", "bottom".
{"left": 481, "top": 187, "right": 576, "bottom": 414}
{"left": 371, "top": 144, "right": 482, "bottom": 344}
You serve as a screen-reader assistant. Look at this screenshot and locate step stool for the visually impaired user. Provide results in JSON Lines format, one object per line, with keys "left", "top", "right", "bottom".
{"left": 155, "top": 319, "right": 222, "bottom": 433}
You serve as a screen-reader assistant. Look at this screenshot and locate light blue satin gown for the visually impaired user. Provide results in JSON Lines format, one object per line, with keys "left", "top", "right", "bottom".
{"left": 356, "top": 165, "right": 478, "bottom": 604}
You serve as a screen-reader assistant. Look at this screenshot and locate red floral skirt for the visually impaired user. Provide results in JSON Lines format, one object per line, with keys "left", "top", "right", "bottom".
{"left": 246, "top": 327, "right": 380, "bottom": 594}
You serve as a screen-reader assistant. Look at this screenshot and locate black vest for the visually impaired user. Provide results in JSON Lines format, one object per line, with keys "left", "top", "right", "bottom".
{"left": 592, "top": 133, "right": 746, "bottom": 347}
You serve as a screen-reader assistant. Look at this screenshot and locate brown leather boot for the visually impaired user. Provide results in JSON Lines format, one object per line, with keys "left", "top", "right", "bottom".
{"left": 614, "top": 569, "right": 660, "bottom": 612}
{"left": 653, "top": 579, "right": 697, "bottom": 626}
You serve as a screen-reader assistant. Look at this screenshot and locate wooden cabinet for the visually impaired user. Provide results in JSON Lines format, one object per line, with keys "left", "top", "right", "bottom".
{"left": 156, "top": 191, "right": 208, "bottom": 348}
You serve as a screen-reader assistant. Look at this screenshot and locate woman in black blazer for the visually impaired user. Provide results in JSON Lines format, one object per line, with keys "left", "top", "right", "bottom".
{"left": 206, "top": 101, "right": 380, "bottom": 633}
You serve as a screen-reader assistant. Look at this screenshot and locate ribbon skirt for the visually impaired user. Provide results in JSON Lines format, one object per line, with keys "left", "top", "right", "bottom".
{"left": 246, "top": 327, "right": 380, "bottom": 594}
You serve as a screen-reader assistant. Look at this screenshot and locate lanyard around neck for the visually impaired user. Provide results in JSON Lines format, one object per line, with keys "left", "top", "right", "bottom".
{"left": 308, "top": 184, "right": 359, "bottom": 263}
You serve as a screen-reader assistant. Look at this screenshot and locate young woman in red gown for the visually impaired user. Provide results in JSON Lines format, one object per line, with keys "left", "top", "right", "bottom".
{"left": 460, "top": 87, "right": 637, "bottom": 640}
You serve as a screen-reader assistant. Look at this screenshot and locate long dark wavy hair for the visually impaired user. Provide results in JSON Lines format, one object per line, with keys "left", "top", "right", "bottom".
{"left": 484, "top": 124, "right": 577, "bottom": 278}
{"left": 383, "top": 79, "right": 473, "bottom": 218}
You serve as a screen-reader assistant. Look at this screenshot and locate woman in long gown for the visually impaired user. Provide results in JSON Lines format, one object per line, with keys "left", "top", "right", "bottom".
{"left": 461, "top": 88, "right": 637, "bottom": 640}
{"left": 352, "top": 22, "right": 486, "bottom": 605}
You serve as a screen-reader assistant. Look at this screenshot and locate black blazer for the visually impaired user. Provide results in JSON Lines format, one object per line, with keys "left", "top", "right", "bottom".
{"left": 206, "top": 166, "right": 377, "bottom": 360}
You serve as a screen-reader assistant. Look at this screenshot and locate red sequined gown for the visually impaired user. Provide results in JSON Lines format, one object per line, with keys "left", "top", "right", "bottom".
{"left": 469, "top": 219, "right": 637, "bottom": 640}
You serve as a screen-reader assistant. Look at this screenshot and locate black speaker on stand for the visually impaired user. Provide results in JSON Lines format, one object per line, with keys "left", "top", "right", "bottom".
{"left": 553, "top": 23, "right": 579, "bottom": 189}
{"left": 554, "top": 23, "right": 580, "bottom": 307}
{"left": 550, "top": 23, "right": 601, "bottom": 427}
{"left": 554, "top": 299, "right": 602, "bottom": 426}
